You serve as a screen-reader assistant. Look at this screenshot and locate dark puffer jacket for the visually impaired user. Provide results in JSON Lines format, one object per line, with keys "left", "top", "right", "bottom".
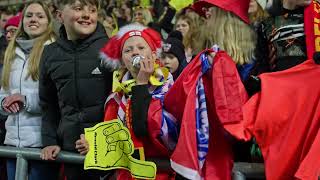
{"left": 39, "top": 23, "right": 112, "bottom": 151}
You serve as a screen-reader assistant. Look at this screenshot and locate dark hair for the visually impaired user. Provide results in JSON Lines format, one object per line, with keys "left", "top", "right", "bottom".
{"left": 57, "top": 0, "right": 100, "bottom": 9}
{"left": 1, "top": 8, "right": 15, "bottom": 16}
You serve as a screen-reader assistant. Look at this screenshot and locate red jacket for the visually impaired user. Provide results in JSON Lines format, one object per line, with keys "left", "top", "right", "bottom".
{"left": 224, "top": 59, "right": 320, "bottom": 180}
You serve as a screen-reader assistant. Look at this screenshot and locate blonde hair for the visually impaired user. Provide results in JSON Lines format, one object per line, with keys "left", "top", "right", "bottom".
{"left": 195, "top": 6, "right": 256, "bottom": 65}
{"left": 2, "top": 1, "right": 56, "bottom": 90}
{"left": 132, "top": 7, "right": 153, "bottom": 26}
{"left": 249, "top": 2, "right": 269, "bottom": 23}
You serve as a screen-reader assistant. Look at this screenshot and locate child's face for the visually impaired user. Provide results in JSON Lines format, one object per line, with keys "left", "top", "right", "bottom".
{"left": 176, "top": 19, "right": 189, "bottom": 37}
{"left": 23, "top": 3, "right": 49, "bottom": 39}
{"left": 121, "top": 36, "right": 154, "bottom": 78}
{"left": 133, "top": 9, "right": 144, "bottom": 24}
{"left": 248, "top": 0, "right": 258, "bottom": 14}
{"left": 161, "top": 53, "right": 179, "bottom": 73}
{"left": 0, "top": 13, "right": 13, "bottom": 30}
{"left": 5, "top": 26, "right": 18, "bottom": 41}
{"left": 59, "top": 0, "right": 98, "bottom": 40}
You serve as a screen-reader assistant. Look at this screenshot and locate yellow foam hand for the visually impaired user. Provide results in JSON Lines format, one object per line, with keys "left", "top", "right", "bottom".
{"left": 169, "top": 0, "right": 193, "bottom": 11}
{"left": 84, "top": 120, "right": 157, "bottom": 179}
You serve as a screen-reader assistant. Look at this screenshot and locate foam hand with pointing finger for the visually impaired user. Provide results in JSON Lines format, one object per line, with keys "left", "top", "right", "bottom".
{"left": 84, "top": 119, "right": 157, "bottom": 179}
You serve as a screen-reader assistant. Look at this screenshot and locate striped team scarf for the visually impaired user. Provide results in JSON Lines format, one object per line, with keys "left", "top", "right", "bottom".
{"left": 105, "top": 68, "right": 179, "bottom": 151}
{"left": 193, "top": 47, "right": 220, "bottom": 171}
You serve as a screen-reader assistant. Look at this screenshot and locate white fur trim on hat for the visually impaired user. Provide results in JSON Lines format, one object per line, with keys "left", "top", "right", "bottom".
{"left": 100, "top": 52, "right": 122, "bottom": 70}
{"left": 116, "top": 23, "right": 148, "bottom": 39}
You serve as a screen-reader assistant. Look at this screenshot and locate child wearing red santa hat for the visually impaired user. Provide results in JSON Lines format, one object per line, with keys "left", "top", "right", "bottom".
{"left": 81, "top": 23, "right": 179, "bottom": 180}
{"left": 4, "top": 13, "right": 21, "bottom": 41}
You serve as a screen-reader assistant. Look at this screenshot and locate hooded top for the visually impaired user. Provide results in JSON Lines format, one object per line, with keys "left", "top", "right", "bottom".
{"left": 162, "top": 30, "right": 187, "bottom": 80}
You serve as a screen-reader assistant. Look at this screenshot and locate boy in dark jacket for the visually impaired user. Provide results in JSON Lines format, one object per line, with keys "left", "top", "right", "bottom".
{"left": 39, "top": 0, "right": 112, "bottom": 179}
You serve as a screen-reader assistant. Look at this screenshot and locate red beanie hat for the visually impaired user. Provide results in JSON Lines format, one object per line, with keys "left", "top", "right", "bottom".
{"left": 100, "top": 23, "right": 162, "bottom": 70}
{"left": 4, "top": 13, "right": 22, "bottom": 30}
{"left": 192, "top": 0, "right": 250, "bottom": 24}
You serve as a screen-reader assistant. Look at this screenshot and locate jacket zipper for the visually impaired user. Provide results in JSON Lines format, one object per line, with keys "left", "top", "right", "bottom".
{"left": 18, "top": 58, "right": 26, "bottom": 147}
{"left": 73, "top": 53, "right": 81, "bottom": 110}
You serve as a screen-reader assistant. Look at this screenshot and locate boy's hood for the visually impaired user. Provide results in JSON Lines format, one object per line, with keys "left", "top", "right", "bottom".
{"left": 57, "top": 22, "right": 107, "bottom": 51}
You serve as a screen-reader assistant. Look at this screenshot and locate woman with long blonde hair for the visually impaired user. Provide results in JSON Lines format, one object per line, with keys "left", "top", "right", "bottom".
{"left": 0, "top": 1, "right": 57, "bottom": 179}
{"left": 164, "top": 1, "right": 255, "bottom": 179}
{"left": 132, "top": 6, "right": 153, "bottom": 26}
{"left": 195, "top": 6, "right": 256, "bottom": 68}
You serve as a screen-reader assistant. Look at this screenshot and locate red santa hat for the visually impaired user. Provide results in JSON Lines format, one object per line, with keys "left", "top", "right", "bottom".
{"left": 4, "top": 13, "right": 22, "bottom": 30}
{"left": 100, "top": 23, "right": 162, "bottom": 70}
{"left": 192, "top": 0, "right": 250, "bottom": 24}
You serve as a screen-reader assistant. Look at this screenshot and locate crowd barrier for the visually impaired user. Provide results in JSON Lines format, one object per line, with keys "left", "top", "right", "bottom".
{"left": 0, "top": 146, "right": 265, "bottom": 180}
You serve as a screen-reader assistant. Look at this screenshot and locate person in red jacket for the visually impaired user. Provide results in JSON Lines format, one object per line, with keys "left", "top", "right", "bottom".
{"left": 175, "top": 1, "right": 320, "bottom": 180}
{"left": 163, "top": 0, "right": 254, "bottom": 179}
{"left": 222, "top": 1, "right": 320, "bottom": 180}
{"left": 77, "top": 23, "right": 179, "bottom": 180}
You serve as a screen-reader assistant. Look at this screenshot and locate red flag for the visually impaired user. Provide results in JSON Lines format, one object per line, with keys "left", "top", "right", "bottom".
{"left": 165, "top": 50, "right": 247, "bottom": 179}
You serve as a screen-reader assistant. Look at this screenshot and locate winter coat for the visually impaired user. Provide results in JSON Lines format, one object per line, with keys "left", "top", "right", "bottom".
{"left": 39, "top": 23, "right": 113, "bottom": 151}
{"left": 0, "top": 45, "right": 50, "bottom": 147}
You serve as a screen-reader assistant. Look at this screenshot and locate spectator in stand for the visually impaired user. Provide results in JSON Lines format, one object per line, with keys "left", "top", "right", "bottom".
{"left": 0, "top": 13, "right": 22, "bottom": 117}
{"left": 245, "top": 0, "right": 312, "bottom": 94}
{"left": 4, "top": 14, "right": 22, "bottom": 41}
{"left": 0, "top": 9, "right": 14, "bottom": 36}
{"left": 249, "top": 0, "right": 269, "bottom": 24}
{"left": 120, "top": 0, "right": 133, "bottom": 23}
{"left": 132, "top": 6, "right": 153, "bottom": 26}
{"left": 160, "top": 30, "right": 187, "bottom": 80}
{"left": 0, "top": 9, "right": 14, "bottom": 58}
{"left": 163, "top": 0, "right": 255, "bottom": 179}
{"left": 98, "top": 9, "right": 118, "bottom": 38}
{"left": 0, "top": 10, "right": 20, "bottom": 180}
{"left": 47, "top": 1, "right": 61, "bottom": 35}
{"left": 39, "top": 0, "right": 113, "bottom": 179}
{"left": 175, "top": 14, "right": 198, "bottom": 63}
{"left": 0, "top": 1, "right": 58, "bottom": 180}
{"left": 219, "top": 0, "right": 320, "bottom": 179}
{"left": 77, "top": 23, "right": 179, "bottom": 179}
{"left": 148, "top": 4, "right": 177, "bottom": 38}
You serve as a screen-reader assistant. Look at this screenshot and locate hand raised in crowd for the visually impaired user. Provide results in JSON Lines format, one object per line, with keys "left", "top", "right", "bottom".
{"left": 75, "top": 134, "right": 89, "bottom": 155}
{"left": 136, "top": 54, "right": 156, "bottom": 85}
{"left": 40, "top": 145, "right": 61, "bottom": 160}
{"left": 2, "top": 93, "right": 26, "bottom": 113}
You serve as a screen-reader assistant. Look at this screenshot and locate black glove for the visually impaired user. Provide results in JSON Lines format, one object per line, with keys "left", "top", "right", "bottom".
{"left": 313, "top": 52, "right": 320, "bottom": 65}
{"left": 244, "top": 75, "right": 261, "bottom": 96}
